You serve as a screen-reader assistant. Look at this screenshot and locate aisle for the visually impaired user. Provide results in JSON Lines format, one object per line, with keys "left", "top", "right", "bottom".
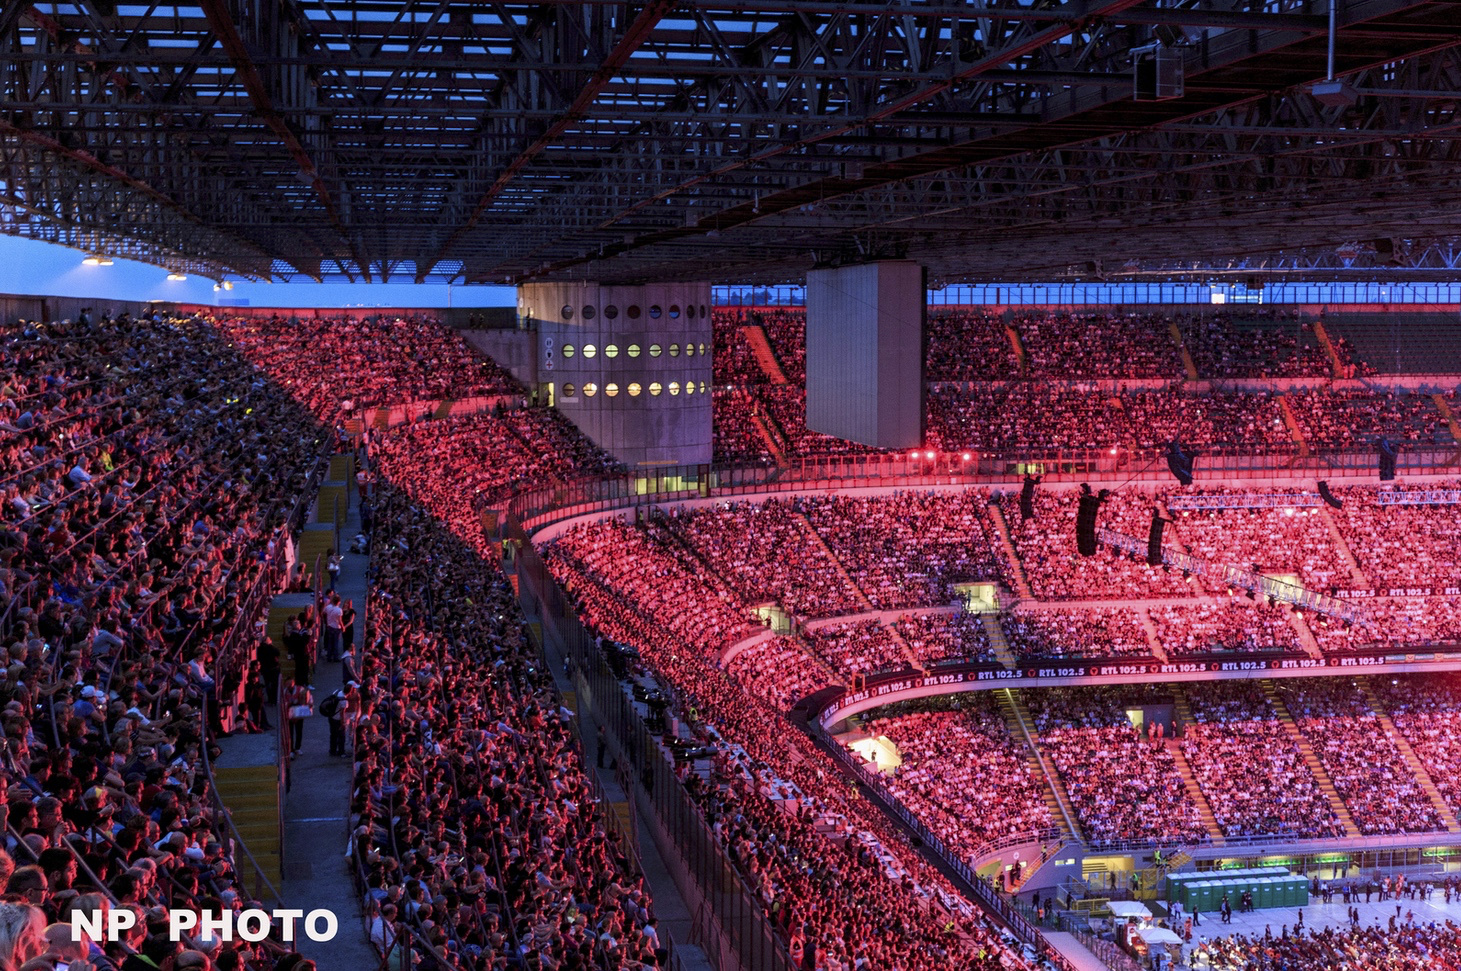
{"left": 280, "top": 458, "right": 378, "bottom": 971}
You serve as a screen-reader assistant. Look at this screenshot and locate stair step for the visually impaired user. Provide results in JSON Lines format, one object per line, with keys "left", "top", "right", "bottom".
{"left": 1002, "top": 689, "right": 1084, "bottom": 844}
{"left": 1262, "top": 681, "right": 1363, "bottom": 838}
{"left": 741, "top": 324, "right": 790, "bottom": 385}
{"left": 987, "top": 502, "right": 1034, "bottom": 600}
{"left": 795, "top": 511, "right": 874, "bottom": 610}
{"left": 1317, "top": 504, "right": 1371, "bottom": 589}
{"left": 1359, "top": 681, "right": 1461, "bottom": 834}
{"left": 980, "top": 614, "right": 1018, "bottom": 669}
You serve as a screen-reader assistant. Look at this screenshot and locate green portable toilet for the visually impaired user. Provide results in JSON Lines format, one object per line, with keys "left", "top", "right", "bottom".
{"left": 1255, "top": 878, "right": 1276, "bottom": 910}
{"left": 1293, "top": 876, "right": 1309, "bottom": 907}
{"left": 1166, "top": 875, "right": 1186, "bottom": 908}
{"left": 1192, "top": 881, "right": 1212, "bottom": 915}
{"left": 1212, "top": 882, "right": 1233, "bottom": 915}
{"left": 1243, "top": 876, "right": 1262, "bottom": 910}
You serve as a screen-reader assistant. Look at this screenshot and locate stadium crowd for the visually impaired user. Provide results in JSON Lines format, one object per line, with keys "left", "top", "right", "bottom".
{"left": 1023, "top": 687, "right": 1207, "bottom": 845}
{"left": 999, "top": 609, "right": 1152, "bottom": 661}
{"left": 925, "top": 386, "right": 1292, "bottom": 454}
{"left": 211, "top": 313, "right": 518, "bottom": 420}
{"left": 1277, "top": 680, "right": 1444, "bottom": 836}
{"left": 863, "top": 697, "right": 1054, "bottom": 857}
{"left": 1376, "top": 675, "right": 1461, "bottom": 820}
{"left": 0, "top": 309, "right": 341, "bottom": 969}
{"left": 804, "top": 620, "right": 915, "bottom": 676}
{"left": 351, "top": 483, "right": 663, "bottom": 971}
{"left": 1150, "top": 603, "right": 1301, "bottom": 657}
{"left": 1180, "top": 682, "right": 1345, "bottom": 839}
{"left": 652, "top": 500, "right": 864, "bottom": 618}
{"left": 368, "top": 407, "right": 620, "bottom": 515}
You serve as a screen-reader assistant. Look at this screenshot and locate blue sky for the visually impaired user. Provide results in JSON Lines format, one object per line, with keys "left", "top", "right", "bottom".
{"left": 0, "top": 235, "right": 516, "bottom": 308}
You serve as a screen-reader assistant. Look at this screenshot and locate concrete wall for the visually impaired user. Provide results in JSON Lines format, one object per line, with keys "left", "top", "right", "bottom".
{"left": 1, "top": 293, "right": 163, "bottom": 323}
{"left": 806, "top": 262, "right": 925, "bottom": 449}
{"left": 519, "top": 282, "right": 713, "bottom": 466}
{"left": 463, "top": 329, "right": 537, "bottom": 387}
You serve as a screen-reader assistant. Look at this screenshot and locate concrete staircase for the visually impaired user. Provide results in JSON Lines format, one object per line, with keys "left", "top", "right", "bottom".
{"left": 1312, "top": 321, "right": 1346, "bottom": 378}
{"left": 1261, "top": 681, "right": 1363, "bottom": 838}
{"left": 986, "top": 502, "right": 1035, "bottom": 600}
{"left": 211, "top": 735, "right": 284, "bottom": 892}
{"left": 1165, "top": 738, "right": 1226, "bottom": 844}
{"left": 1169, "top": 321, "right": 1199, "bottom": 380}
{"left": 749, "top": 405, "right": 789, "bottom": 467}
{"left": 883, "top": 622, "right": 925, "bottom": 673}
{"left": 794, "top": 511, "right": 875, "bottom": 610}
{"left": 1433, "top": 393, "right": 1461, "bottom": 446}
{"left": 1358, "top": 681, "right": 1461, "bottom": 834}
{"left": 997, "top": 689, "right": 1084, "bottom": 843}
{"left": 1285, "top": 610, "right": 1325, "bottom": 660}
{"left": 979, "top": 613, "right": 1019, "bottom": 668}
{"left": 1137, "top": 608, "right": 1168, "bottom": 661}
{"left": 1171, "top": 686, "right": 1197, "bottom": 734}
{"left": 741, "top": 325, "right": 790, "bottom": 385}
{"left": 1278, "top": 395, "right": 1311, "bottom": 461}
{"left": 1317, "top": 504, "right": 1371, "bottom": 589}
{"left": 1004, "top": 324, "right": 1028, "bottom": 374}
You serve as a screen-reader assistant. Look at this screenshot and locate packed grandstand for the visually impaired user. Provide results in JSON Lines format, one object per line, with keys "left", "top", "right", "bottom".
{"left": 6, "top": 304, "right": 1461, "bottom": 971}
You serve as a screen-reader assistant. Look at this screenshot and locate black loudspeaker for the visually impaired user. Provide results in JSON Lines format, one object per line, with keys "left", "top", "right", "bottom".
{"left": 1378, "top": 439, "right": 1398, "bottom": 482}
{"left": 1020, "top": 474, "right": 1040, "bottom": 521}
{"left": 1165, "top": 442, "right": 1196, "bottom": 486}
{"left": 1317, "top": 480, "right": 1343, "bottom": 509}
{"left": 1076, "top": 485, "right": 1103, "bottom": 557}
{"left": 1147, "top": 510, "right": 1166, "bottom": 566}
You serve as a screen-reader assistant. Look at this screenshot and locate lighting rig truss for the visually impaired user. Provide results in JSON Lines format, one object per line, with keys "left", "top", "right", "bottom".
{"left": 1166, "top": 493, "right": 1323, "bottom": 511}
{"left": 1375, "top": 489, "right": 1461, "bottom": 505}
{"left": 1097, "top": 528, "right": 1373, "bottom": 626}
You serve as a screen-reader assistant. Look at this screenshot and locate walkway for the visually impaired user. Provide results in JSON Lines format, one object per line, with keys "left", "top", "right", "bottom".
{"left": 1041, "top": 931, "right": 1114, "bottom": 971}
{"left": 279, "top": 458, "right": 377, "bottom": 971}
{"left": 523, "top": 601, "right": 715, "bottom": 971}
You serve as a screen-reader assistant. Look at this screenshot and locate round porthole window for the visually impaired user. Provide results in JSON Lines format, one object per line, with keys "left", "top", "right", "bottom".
{"left": 699, "top": 343, "right": 707, "bottom": 355}
{"left": 669, "top": 304, "right": 681, "bottom": 319}
{"left": 668, "top": 381, "right": 681, "bottom": 395}
{"left": 700, "top": 305, "right": 709, "bottom": 318}
{"left": 649, "top": 382, "right": 663, "bottom": 396}
{"left": 627, "top": 344, "right": 641, "bottom": 358}
{"left": 562, "top": 383, "right": 576, "bottom": 397}
{"left": 605, "top": 383, "right": 619, "bottom": 397}
{"left": 699, "top": 381, "right": 707, "bottom": 393}
{"left": 684, "top": 343, "right": 695, "bottom": 357}
{"left": 685, "top": 305, "right": 696, "bottom": 320}
{"left": 582, "top": 305, "right": 596, "bottom": 320}
{"left": 669, "top": 343, "right": 680, "bottom": 357}
{"left": 561, "top": 305, "right": 574, "bottom": 320}
{"left": 562, "top": 344, "right": 576, "bottom": 358}
{"left": 605, "top": 344, "right": 619, "bottom": 358}
{"left": 685, "top": 381, "right": 695, "bottom": 396}
{"left": 627, "top": 305, "right": 641, "bottom": 319}
{"left": 628, "top": 382, "right": 642, "bottom": 396}
{"left": 649, "top": 344, "right": 662, "bottom": 357}
{"left": 649, "top": 305, "right": 662, "bottom": 319}
{"left": 583, "top": 383, "right": 598, "bottom": 397}
{"left": 604, "top": 305, "right": 619, "bottom": 320}
{"left": 583, "top": 344, "right": 597, "bottom": 359}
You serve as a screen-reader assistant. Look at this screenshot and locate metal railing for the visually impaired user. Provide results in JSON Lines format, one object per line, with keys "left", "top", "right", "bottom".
{"left": 504, "top": 445, "right": 1461, "bottom": 536}
{"left": 514, "top": 541, "right": 795, "bottom": 971}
